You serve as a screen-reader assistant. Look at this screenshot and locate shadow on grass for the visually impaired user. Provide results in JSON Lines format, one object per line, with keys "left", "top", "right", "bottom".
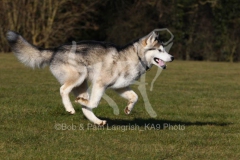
{"left": 100, "top": 117, "right": 231, "bottom": 129}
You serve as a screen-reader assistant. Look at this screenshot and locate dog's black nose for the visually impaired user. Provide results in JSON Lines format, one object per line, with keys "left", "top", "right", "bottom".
{"left": 171, "top": 56, "right": 174, "bottom": 62}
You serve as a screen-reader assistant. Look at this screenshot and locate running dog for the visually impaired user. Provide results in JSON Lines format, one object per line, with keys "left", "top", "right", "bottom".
{"left": 6, "top": 29, "right": 174, "bottom": 125}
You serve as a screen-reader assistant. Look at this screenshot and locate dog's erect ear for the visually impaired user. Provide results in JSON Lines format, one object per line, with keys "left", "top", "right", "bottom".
{"left": 141, "top": 31, "right": 158, "bottom": 47}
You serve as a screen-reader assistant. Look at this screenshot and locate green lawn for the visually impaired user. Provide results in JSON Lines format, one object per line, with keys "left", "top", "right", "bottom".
{"left": 0, "top": 54, "right": 240, "bottom": 159}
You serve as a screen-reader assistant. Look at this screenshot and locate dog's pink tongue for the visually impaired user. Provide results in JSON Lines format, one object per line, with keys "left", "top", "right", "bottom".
{"left": 158, "top": 59, "right": 165, "bottom": 67}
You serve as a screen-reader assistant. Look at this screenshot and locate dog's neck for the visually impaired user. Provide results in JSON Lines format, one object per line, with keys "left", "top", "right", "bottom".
{"left": 137, "top": 55, "right": 150, "bottom": 71}
{"left": 134, "top": 43, "right": 151, "bottom": 71}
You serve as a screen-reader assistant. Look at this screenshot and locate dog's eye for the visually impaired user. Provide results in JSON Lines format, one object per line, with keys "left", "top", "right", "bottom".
{"left": 158, "top": 49, "right": 162, "bottom": 52}
{"left": 148, "top": 48, "right": 155, "bottom": 51}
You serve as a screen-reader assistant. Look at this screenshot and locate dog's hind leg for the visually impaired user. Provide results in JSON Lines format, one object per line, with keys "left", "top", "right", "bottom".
{"left": 81, "top": 107, "right": 107, "bottom": 126}
{"left": 75, "top": 82, "right": 107, "bottom": 125}
{"left": 114, "top": 87, "right": 138, "bottom": 114}
{"left": 60, "top": 84, "right": 76, "bottom": 114}
{"left": 60, "top": 71, "right": 87, "bottom": 114}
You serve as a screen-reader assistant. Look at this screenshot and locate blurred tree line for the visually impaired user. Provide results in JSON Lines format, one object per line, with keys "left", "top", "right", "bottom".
{"left": 0, "top": 0, "right": 240, "bottom": 62}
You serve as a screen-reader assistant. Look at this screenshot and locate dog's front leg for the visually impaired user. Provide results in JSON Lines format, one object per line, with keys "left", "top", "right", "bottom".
{"left": 76, "top": 83, "right": 105, "bottom": 109}
{"left": 114, "top": 87, "right": 138, "bottom": 114}
{"left": 73, "top": 80, "right": 89, "bottom": 102}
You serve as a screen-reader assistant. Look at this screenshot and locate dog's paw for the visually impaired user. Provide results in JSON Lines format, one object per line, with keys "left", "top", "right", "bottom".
{"left": 67, "top": 109, "right": 76, "bottom": 114}
{"left": 97, "top": 120, "right": 107, "bottom": 126}
{"left": 124, "top": 107, "right": 131, "bottom": 115}
{"left": 75, "top": 97, "right": 88, "bottom": 106}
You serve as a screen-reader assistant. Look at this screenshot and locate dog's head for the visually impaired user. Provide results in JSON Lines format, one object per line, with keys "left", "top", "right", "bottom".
{"left": 139, "top": 30, "right": 174, "bottom": 69}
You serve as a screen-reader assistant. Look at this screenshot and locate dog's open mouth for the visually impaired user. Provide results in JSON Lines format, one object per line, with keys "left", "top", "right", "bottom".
{"left": 154, "top": 58, "right": 166, "bottom": 69}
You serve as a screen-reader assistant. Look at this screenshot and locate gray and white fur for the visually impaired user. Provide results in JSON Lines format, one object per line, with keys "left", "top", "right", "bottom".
{"left": 6, "top": 30, "right": 174, "bottom": 125}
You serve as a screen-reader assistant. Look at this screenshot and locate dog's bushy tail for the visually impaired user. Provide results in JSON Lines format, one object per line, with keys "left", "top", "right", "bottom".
{"left": 6, "top": 31, "right": 54, "bottom": 69}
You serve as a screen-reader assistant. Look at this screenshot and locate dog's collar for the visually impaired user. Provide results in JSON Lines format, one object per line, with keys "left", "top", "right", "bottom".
{"left": 135, "top": 45, "right": 150, "bottom": 71}
{"left": 137, "top": 55, "right": 150, "bottom": 71}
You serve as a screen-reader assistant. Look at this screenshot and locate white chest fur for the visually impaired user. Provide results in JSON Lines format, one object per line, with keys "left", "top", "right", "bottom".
{"left": 109, "top": 65, "right": 145, "bottom": 89}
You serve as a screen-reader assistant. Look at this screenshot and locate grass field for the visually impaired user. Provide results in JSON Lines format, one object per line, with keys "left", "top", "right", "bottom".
{"left": 0, "top": 54, "right": 240, "bottom": 159}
